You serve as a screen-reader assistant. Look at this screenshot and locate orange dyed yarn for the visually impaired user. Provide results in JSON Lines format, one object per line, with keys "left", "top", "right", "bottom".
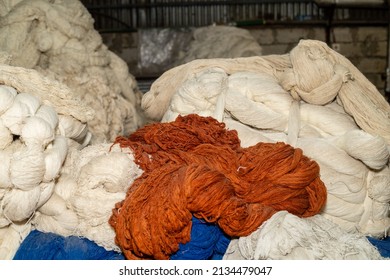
{"left": 109, "top": 114, "right": 327, "bottom": 260}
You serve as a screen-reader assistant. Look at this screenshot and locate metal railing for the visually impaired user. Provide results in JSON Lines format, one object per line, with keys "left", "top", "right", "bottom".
{"left": 80, "top": 0, "right": 388, "bottom": 32}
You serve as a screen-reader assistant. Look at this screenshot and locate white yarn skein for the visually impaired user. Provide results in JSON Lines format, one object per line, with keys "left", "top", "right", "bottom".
{"left": 0, "top": 118, "right": 12, "bottom": 150}
{"left": 0, "top": 191, "right": 10, "bottom": 228}
{"left": 33, "top": 212, "right": 79, "bottom": 238}
{"left": 1, "top": 92, "right": 41, "bottom": 137}
{"left": 0, "top": 223, "right": 32, "bottom": 260}
{"left": 162, "top": 68, "right": 228, "bottom": 122}
{"left": 1, "top": 95, "right": 31, "bottom": 135}
{"left": 21, "top": 116, "right": 55, "bottom": 149}
{"left": 33, "top": 176, "right": 79, "bottom": 237}
{"left": 357, "top": 167, "right": 390, "bottom": 237}
{"left": 0, "top": 85, "right": 17, "bottom": 114}
{"left": 35, "top": 104, "right": 59, "bottom": 131}
{"left": 76, "top": 152, "right": 138, "bottom": 194}
{"left": 37, "top": 192, "right": 69, "bottom": 217}
{"left": 299, "top": 102, "right": 358, "bottom": 137}
{"left": 16, "top": 93, "right": 41, "bottom": 116}
{"left": 0, "top": 150, "right": 12, "bottom": 190}
{"left": 225, "top": 88, "right": 287, "bottom": 131}
{"left": 366, "top": 167, "right": 390, "bottom": 203}
{"left": 9, "top": 146, "right": 46, "bottom": 191}
{"left": 36, "top": 181, "right": 55, "bottom": 210}
{"left": 330, "top": 130, "right": 389, "bottom": 170}
{"left": 43, "top": 135, "right": 68, "bottom": 182}
{"left": 228, "top": 72, "right": 293, "bottom": 113}
{"left": 1, "top": 187, "right": 41, "bottom": 222}
{"left": 57, "top": 114, "right": 89, "bottom": 143}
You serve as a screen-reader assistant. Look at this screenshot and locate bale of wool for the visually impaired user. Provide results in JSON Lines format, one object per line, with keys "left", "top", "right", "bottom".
{"left": 173, "top": 25, "right": 263, "bottom": 67}
{"left": 0, "top": 63, "right": 94, "bottom": 259}
{"left": 223, "top": 211, "right": 384, "bottom": 260}
{"left": 109, "top": 114, "right": 327, "bottom": 260}
{"left": 0, "top": 0, "right": 147, "bottom": 143}
{"left": 141, "top": 39, "right": 390, "bottom": 239}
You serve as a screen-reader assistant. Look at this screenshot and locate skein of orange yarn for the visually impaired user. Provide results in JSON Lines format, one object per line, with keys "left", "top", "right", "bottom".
{"left": 109, "top": 114, "right": 327, "bottom": 260}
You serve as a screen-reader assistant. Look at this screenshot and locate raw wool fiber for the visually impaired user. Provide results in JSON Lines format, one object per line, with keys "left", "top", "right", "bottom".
{"left": 0, "top": 0, "right": 147, "bottom": 143}
{"left": 141, "top": 39, "right": 390, "bottom": 238}
{"left": 223, "top": 211, "right": 384, "bottom": 260}
{"left": 33, "top": 143, "right": 143, "bottom": 253}
{"left": 13, "top": 230, "right": 125, "bottom": 260}
{"left": 109, "top": 114, "right": 327, "bottom": 260}
{"left": 0, "top": 64, "right": 93, "bottom": 259}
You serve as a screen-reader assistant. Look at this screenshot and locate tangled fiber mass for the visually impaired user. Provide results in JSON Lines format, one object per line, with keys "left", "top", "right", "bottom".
{"left": 109, "top": 114, "right": 327, "bottom": 260}
{"left": 224, "top": 211, "right": 383, "bottom": 260}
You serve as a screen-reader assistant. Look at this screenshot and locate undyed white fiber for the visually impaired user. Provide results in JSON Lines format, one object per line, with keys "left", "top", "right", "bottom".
{"left": 223, "top": 211, "right": 384, "bottom": 260}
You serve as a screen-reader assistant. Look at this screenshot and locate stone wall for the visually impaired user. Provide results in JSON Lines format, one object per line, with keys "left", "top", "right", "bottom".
{"left": 101, "top": 25, "right": 388, "bottom": 95}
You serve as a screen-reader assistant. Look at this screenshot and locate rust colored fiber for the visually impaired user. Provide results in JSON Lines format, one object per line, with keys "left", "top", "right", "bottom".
{"left": 109, "top": 114, "right": 327, "bottom": 260}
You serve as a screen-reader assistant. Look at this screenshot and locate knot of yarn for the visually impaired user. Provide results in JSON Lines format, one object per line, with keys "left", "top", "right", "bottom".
{"left": 334, "top": 64, "right": 354, "bottom": 83}
{"left": 109, "top": 114, "right": 327, "bottom": 260}
{"left": 282, "top": 39, "right": 355, "bottom": 106}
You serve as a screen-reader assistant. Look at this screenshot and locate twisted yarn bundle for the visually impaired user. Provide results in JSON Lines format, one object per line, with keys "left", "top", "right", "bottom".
{"left": 283, "top": 40, "right": 390, "bottom": 144}
{"left": 0, "top": 63, "right": 93, "bottom": 259}
{"left": 109, "top": 114, "right": 327, "bottom": 260}
{"left": 142, "top": 39, "right": 390, "bottom": 238}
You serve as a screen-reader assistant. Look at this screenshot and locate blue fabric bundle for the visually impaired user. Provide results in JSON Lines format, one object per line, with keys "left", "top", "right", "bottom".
{"left": 14, "top": 217, "right": 230, "bottom": 260}
{"left": 170, "top": 217, "right": 231, "bottom": 260}
{"left": 367, "top": 236, "right": 390, "bottom": 258}
{"left": 13, "top": 230, "right": 125, "bottom": 260}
